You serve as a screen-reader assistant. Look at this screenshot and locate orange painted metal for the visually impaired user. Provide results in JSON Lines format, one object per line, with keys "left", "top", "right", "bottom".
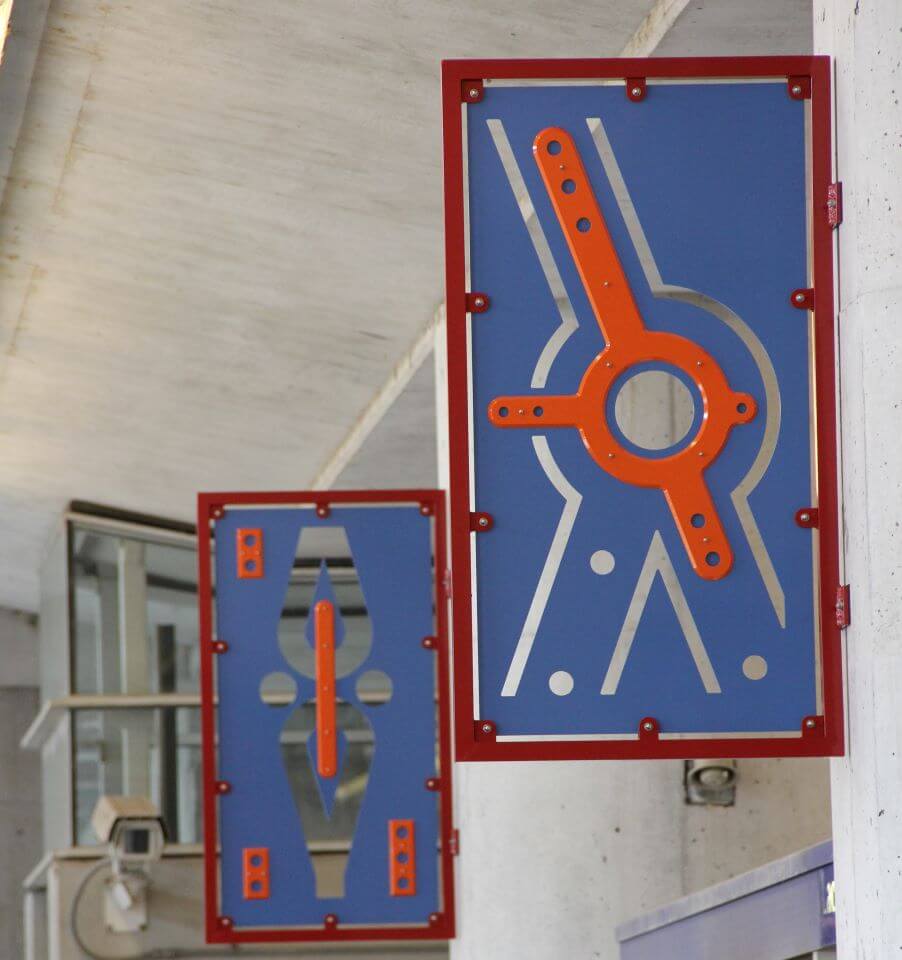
{"left": 242, "top": 847, "right": 270, "bottom": 900}
{"left": 236, "top": 528, "right": 264, "bottom": 579}
{"left": 488, "top": 127, "right": 757, "bottom": 580}
{"left": 388, "top": 819, "right": 416, "bottom": 897}
{"left": 314, "top": 599, "right": 337, "bottom": 778}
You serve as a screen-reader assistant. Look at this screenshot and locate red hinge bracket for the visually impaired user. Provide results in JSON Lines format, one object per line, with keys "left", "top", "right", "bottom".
{"left": 638, "top": 716, "right": 660, "bottom": 740}
{"left": 791, "top": 288, "right": 815, "bottom": 311}
{"left": 828, "top": 182, "right": 843, "bottom": 229}
{"left": 795, "top": 507, "right": 819, "bottom": 528}
{"left": 466, "top": 292, "right": 490, "bottom": 313}
{"left": 461, "top": 80, "right": 483, "bottom": 103}
{"left": 836, "top": 584, "right": 851, "bottom": 629}
{"left": 475, "top": 719, "right": 496, "bottom": 741}
{"left": 449, "top": 828, "right": 460, "bottom": 856}
{"left": 625, "top": 77, "right": 646, "bottom": 101}
{"left": 788, "top": 76, "right": 811, "bottom": 100}
{"left": 470, "top": 512, "right": 493, "bottom": 532}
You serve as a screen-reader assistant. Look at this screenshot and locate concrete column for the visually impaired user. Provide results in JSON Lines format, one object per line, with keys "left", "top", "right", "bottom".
{"left": 814, "top": 1, "right": 902, "bottom": 956}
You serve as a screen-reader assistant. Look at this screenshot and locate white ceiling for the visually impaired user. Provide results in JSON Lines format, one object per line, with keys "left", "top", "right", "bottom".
{"left": 0, "top": 0, "right": 657, "bottom": 610}
{"left": 0, "top": 0, "right": 812, "bottom": 611}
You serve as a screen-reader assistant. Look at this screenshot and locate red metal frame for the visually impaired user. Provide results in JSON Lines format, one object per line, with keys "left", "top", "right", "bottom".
{"left": 442, "top": 56, "right": 843, "bottom": 761}
{"left": 197, "top": 489, "right": 455, "bottom": 943}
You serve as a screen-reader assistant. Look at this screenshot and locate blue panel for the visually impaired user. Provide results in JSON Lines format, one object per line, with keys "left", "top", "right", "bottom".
{"left": 467, "top": 83, "right": 815, "bottom": 735}
{"left": 214, "top": 506, "right": 439, "bottom": 928}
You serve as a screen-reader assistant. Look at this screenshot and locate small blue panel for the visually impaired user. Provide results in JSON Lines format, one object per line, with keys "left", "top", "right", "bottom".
{"left": 214, "top": 506, "right": 439, "bottom": 928}
{"left": 467, "top": 82, "right": 815, "bottom": 735}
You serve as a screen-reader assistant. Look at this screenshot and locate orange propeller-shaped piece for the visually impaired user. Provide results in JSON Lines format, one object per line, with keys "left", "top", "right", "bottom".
{"left": 488, "top": 128, "right": 756, "bottom": 580}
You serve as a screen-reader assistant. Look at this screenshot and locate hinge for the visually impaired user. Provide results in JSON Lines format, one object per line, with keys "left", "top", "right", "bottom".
{"left": 827, "top": 182, "right": 843, "bottom": 229}
{"left": 449, "top": 828, "right": 460, "bottom": 856}
{"left": 442, "top": 568, "right": 452, "bottom": 599}
{"left": 836, "top": 584, "right": 851, "bottom": 629}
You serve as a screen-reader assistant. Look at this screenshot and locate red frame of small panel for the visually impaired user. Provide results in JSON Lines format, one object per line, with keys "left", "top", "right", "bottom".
{"left": 197, "top": 489, "right": 456, "bottom": 942}
{"left": 441, "top": 56, "right": 843, "bottom": 761}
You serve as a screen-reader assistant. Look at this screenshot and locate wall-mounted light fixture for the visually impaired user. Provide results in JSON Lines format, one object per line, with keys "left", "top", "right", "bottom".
{"left": 684, "top": 759, "right": 737, "bottom": 806}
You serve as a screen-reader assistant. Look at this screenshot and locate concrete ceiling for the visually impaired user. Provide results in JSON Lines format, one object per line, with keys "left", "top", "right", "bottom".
{"left": 0, "top": 0, "right": 812, "bottom": 611}
{"left": 0, "top": 0, "right": 658, "bottom": 610}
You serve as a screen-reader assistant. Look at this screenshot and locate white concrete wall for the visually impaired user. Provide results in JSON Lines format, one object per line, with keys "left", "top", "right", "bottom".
{"left": 814, "top": 0, "right": 902, "bottom": 956}
{"left": 0, "top": 608, "right": 42, "bottom": 959}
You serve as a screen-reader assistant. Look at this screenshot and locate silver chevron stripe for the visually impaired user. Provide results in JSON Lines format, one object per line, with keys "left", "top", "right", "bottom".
{"left": 587, "top": 116, "right": 786, "bottom": 627}
{"left": 601, "top": 530, "right": 721, "bottom": 696}
{"left": 486, "top": 118, "right": 579, "bottom": 389}
{"left": 501, "top": 436, "right": 582, "bottom": 696}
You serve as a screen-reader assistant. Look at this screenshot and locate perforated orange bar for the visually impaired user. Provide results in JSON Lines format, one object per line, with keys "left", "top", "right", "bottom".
{"left": 487, "top": 127, "right": 760, "bottom": 581}
{"left": 242, "top": 847, "right": 270, "bottom": 900}
{"left": 236, "top": 528, "right": 263, "bottom": 579}
{"left": 388, "top": 819, "right": 416, "bottom": 897}
{"left": 315, "top": 599, "right": 337, "bottom": 778}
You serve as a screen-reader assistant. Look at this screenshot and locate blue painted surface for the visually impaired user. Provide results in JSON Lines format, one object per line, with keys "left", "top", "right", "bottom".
{"left": 617, "top": 841, "right": 835, "bottom": 959}
{"left": 467, "top": 82, "right": 815, "bottom": 735}
{"left": 214, "top": 506, "right": 439, "bottom": 928}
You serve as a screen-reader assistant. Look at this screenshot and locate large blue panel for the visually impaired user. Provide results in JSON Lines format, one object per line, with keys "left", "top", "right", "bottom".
{"left": 214, "top": 505, "right": 439, "bottom": 928}
{"left": 467, "top": 82, "right": 815, "bottom": 736}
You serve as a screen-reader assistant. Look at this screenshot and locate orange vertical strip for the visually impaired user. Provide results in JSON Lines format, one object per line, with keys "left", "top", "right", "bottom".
{"left": 388, "top": 819, "right": 416, "bottom": 896}
{"left": 242, "top": 847, "right": 270, "bottom": 900}
{"left": 314, "top": 599, "right": 337, "bottom": 778}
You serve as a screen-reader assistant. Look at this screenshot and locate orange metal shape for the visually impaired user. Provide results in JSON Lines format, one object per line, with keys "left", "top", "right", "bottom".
{"left": 488, "top": 127, "right": 757, "bottom": 580}
{"left": 388, "top": 819, "right": 416, "bottom": 896}
{"left": 314, "top": 599, "right": 337, "bottom": 778}
{"left": 242, "top": 847, "right": 270, "bottom": 900}
{"left": 236, "top": 528, "right": 263, "bottom": 579}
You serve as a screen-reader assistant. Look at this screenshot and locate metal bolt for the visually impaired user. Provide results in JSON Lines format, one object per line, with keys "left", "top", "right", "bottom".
{"left": 605, "top": 360, "right": 614, "bottom": 368}
{"left": 481, "top": 722, "right": 493, "bottom": 733}
{"left": 698, "top": 451, "right": 705, "bottom": 457}
{"left": 473, "top": 296, "right": 485, "bottom": 308}
{"left": 430, "top": 913, "right": 441, "bottom": 924}
{"left": 468, "top": 88, "right": 479, "bottom": 99}
{"left": 794, "top": 292, "right": 806, "bottom": 303}
{"left": 800, "top": 511, "right": 811, "bottom": 523}
{"left": 478, "top": 516, "right": 488, "bottom": 528}
{"left": 642, "top": 720, "right": 655, "bottom": 732}
{"left": 805, "top": 718, "right": 816, "bottom": 729}
{"left": 603, "top": 280, "right": 611, "bottom": 287}
{"left": 631, "top": 86, "right": 643, "bottom": 98}
{"left": 791, "top": 84, "right": 803, "bottom": 96}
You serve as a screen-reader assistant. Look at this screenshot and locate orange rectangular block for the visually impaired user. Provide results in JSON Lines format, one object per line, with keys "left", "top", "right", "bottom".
{"left": 242, "top": 847, "right": 270, "bottom": 900}
{"left": 315, "top": 599, "right": 337, "bottom": 778}
{"left": 236, "top": 528, "right": 263, "bottom": 579}
{"left": 388, "top": 819, "right": 416, "bottom": 896}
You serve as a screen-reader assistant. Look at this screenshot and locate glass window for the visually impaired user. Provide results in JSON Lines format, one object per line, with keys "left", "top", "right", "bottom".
{"left": 71, "top": 525, "right": 200, "bottom": 695}
{"left": 73, "top": 708, "right": 202, "bottom": 845}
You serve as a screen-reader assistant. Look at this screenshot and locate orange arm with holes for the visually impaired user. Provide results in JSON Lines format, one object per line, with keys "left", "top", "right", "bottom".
{"left": 533, "top": 127, "right": 645, "bottom": 343}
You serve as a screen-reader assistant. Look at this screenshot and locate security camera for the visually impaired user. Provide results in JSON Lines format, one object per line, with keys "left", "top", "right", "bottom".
{"left": 91, "top": 796, "right": 166, "bottom": 870}
{"left": 684, "top": 759, "right": 737, "bottom": 806}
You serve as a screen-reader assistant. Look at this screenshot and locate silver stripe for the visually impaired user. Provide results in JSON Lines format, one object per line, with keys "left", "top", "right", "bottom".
{"left": 486, "top": 119, "right": 579, "bottom": 388}
{"left": 501, "top": 436, "right": 583, "bottom": 696}
{"left": 587, "top": 116, "right": 786, "bottom": 627}
{"left": 601, "top": 530, "right": 721, "bottom": 695}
